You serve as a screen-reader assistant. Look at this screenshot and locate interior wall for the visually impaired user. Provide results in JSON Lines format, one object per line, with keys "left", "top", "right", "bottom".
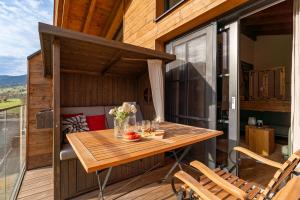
{"left": 254, "top": 35, "right": 292, "bottom": 71}
{"left": 240, "top": 34, "right": 292, "bottom": 69}
{"left": 240, "top": 34, "right": 255, "bottom": 64}
{"left": 27, "top": 52, "right": 53, "bottom": 169}
{"left": 240, "top": 34, "right": 292, "bottom": 99}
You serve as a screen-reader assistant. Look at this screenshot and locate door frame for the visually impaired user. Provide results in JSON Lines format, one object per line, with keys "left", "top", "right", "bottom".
{"left": 227, "top": 21, "right": 240, "bottom": 172}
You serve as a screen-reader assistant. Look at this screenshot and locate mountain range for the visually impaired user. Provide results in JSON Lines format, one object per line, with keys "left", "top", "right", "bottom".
{"left": 0, "top": 75, "right": 27, "bottom": 87}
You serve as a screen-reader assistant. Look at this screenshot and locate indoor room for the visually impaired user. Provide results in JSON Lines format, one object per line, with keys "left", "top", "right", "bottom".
{"left": 239, "top": 0, "right": 293, "bottom": 184}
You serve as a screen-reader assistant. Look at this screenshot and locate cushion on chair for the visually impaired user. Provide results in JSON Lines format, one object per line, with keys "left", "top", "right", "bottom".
{"left": 86, "top": 115, "right": 106, "bottom": 131}
{"left": 61, "top": 106, "right": 107, "bottom": 127}
{"left": 62, "top": 115, "right": 89, "bottom": 134}
{"left": 60, "top": 144, "right": 77, "bottom": 160}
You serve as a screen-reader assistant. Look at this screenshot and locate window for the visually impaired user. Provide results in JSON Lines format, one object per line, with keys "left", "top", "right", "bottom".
{"left": 164, "top": 0, "right": 182, "bottom": 12}
{"left": 156, "top": 0, "right": 185, "bottom": 21}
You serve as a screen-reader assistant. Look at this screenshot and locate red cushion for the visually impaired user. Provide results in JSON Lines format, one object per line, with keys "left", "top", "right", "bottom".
{"left": 62, "top": 113, "right": 83, "bottom": 118}
{"left": 86, "top": 115, "right": 106, "bottom": 131}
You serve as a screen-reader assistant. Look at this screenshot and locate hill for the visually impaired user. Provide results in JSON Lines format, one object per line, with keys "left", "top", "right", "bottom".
{"left": 0, "top": 75, "right": 27, "bottom": 87}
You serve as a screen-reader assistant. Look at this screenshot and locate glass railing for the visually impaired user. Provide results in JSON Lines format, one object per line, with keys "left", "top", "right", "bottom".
{"left": 0, "top": 105, "right": 26, "bottom": 200}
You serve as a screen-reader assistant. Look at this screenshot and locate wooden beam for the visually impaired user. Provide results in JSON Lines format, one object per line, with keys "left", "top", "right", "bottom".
{"left": 82, "top": 0, "right": 97, "bottom": 33}
{"left": 52, "top": 39, "right": 61, "bottom": 200}
{"left": 121, "top": 57, "right": 148, "bottom": 62}
{"left": 242, "top": 15, "right": 292, "bottom": 26}
{"left": 61, "top": 0, "right": 70, "bottom": 27}
{"left": 54, "top": 0, "right": 61, "bottom": 26}
{"left": 38, "top": 23, "right": 176, "bottom": 62}
{"left": 248, "top": 23, "right": 293, "bottom": 31}
{"left": 61, "top": 68, "right": 101, "bottom": 76}
{"left": 39, "top": 32, "right": 55, "bottom": 77}
{"left": 254, "top": 29, "right": 292, "bottom": 36}
{"left": 102, "top": 1, "right": 123, "bottom": 39}
{"left": 101, "top": 51, "right": 121, "bottom": 75}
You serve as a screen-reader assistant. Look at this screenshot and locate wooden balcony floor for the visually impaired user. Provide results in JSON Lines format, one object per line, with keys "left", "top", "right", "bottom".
{"left": 17, "top": 147, "right": 284, "bottom": 200}
{"left": 17, "top": 164, "right": 180, "bottom": 200}
{"left": 17, "top": 167, "right": 53, "bottom": 200}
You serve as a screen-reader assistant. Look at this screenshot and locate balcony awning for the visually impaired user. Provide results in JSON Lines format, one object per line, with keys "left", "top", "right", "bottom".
{"left": 38, "top": 23, "right": 176, "bottom": 77}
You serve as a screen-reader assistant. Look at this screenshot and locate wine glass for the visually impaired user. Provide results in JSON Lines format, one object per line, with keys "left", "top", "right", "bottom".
{"left": 141, "top": 120, "right": 150, "bottom": 133}
{"left": 136, "top": 121, "right": 142, "bottom": 132}
{"left": 151, "top": 120, "right": 159, "bottom": 130}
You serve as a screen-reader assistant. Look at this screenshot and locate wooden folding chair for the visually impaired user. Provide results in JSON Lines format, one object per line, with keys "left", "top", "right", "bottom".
{"left": 172, "top": 146, "right": 300, "bottom": 200}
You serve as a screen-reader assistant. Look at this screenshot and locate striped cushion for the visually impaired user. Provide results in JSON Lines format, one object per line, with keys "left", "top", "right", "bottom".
{"left": 62, "top": 115, "right": 89, "bottom": 135}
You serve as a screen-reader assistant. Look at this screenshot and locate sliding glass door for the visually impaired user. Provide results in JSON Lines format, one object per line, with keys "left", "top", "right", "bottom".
{"left": 165, "top": 23, "right": 217, "bottom": 166}
{"left": 216, "top": 22, "right": 239, "bottom": 172}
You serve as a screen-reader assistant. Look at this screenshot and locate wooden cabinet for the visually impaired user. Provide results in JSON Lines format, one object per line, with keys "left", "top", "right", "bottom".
{"left": 245, "top": 125, "right": 254, "bottom": 145}
{"left": 249, "top": 66, "right": 286, "bottom": 100}
{"left": 246, "top": 125, "right": 275, "bottom": 156}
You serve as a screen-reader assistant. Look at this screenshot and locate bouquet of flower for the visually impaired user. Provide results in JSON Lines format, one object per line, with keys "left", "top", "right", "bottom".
{"left": 109, "top": 102, "right": 137, "bottom": 122}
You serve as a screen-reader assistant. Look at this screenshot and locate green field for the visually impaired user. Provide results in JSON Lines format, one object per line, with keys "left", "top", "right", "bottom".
{"left": 0, "top": 98, "right": 23, "bottom": 110}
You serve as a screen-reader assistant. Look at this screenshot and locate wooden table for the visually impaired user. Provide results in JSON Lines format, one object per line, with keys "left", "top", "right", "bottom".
{"left": 67, "top": 122, "right": 222, "bottom": 199}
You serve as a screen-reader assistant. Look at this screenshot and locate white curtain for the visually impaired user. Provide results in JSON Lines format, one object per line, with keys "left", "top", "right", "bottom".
{"left": 291, "top": 0, "right": 300, "bottom": 152}
{"left": 147, "top": 59, "right": 164, "bottom": 122}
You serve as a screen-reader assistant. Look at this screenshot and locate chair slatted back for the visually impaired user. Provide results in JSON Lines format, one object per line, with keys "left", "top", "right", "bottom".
{"left": 258, "top": 150, "right": 300, "bottom": 200}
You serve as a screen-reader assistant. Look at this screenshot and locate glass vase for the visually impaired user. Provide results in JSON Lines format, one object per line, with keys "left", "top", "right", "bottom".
{"left": 114, "top": 117, "right": 128, "bottom": 138}
{"left": 124, "top": 102, "right": 137, "bottom": 132}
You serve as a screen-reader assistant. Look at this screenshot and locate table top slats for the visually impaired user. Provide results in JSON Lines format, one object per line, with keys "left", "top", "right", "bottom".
{"left": 67, "top": 122, "right": 222, "bottom": 173}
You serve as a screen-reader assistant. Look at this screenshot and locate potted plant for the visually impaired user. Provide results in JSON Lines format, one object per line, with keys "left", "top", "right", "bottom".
{"left": 109, "top": 102, "right": 137, "bottom": 138}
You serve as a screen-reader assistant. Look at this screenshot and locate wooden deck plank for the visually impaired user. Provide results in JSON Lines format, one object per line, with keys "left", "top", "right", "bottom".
{"left": 17, "top": 161, "right": 272, "bottom": 200}
{"left": 17, "top": 167, "right": 53, "bottom": 200}
{"left": 17, "top": 163, "right": 188, "bottom": 200}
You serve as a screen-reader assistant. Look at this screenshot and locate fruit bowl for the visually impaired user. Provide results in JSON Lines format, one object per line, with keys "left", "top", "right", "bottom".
{"left": 122, "top": 131, "right": 141, "bottom": 142}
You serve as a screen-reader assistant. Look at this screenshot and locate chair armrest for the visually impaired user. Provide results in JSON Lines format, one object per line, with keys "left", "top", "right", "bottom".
{"left": 273, "top": 177, "right": 300, "bottom": 200}
{"left": 190, "top": 161, "right": 247, "bottom": 200}
{"left": 174, "top": 171, "right": 221, "bottom": 200}
{"left": 234, "top": 146, "right": 282, "bottom": 169}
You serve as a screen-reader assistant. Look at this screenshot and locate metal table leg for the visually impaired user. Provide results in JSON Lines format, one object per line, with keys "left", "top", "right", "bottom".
{"left": 96, "top": 167, "right": 113, "bottom": 200}
{"left": 161, "top": 145, "right": 192, "bottom": 182}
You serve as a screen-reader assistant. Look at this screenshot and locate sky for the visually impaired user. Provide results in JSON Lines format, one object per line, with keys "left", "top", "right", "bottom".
{"left": 0, "top": 0, "right": 53, "bottom": 76}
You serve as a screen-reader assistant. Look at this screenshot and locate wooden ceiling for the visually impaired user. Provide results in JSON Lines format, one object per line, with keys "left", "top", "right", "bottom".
{"left": 39, "top": 23, "right": 176, "bottom": 77}
{"left": 241, "top": 0, "right": 293, "bottom": 40}
{"left": 54, "top": 0, "right": 131, "bottom": 40}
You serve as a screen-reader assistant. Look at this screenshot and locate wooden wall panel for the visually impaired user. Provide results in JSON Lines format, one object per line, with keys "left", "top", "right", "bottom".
{"left": 60, "top": 73, "right": 139, "bottom": 107}
{"left": 123, "top": 0, "right": 249, "bottom": 49}
{"left": 60, "top": 72, "right": 155, "bottom": 120}
{"left": 27, "top": 52, "right": 53, "bottom": 169}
